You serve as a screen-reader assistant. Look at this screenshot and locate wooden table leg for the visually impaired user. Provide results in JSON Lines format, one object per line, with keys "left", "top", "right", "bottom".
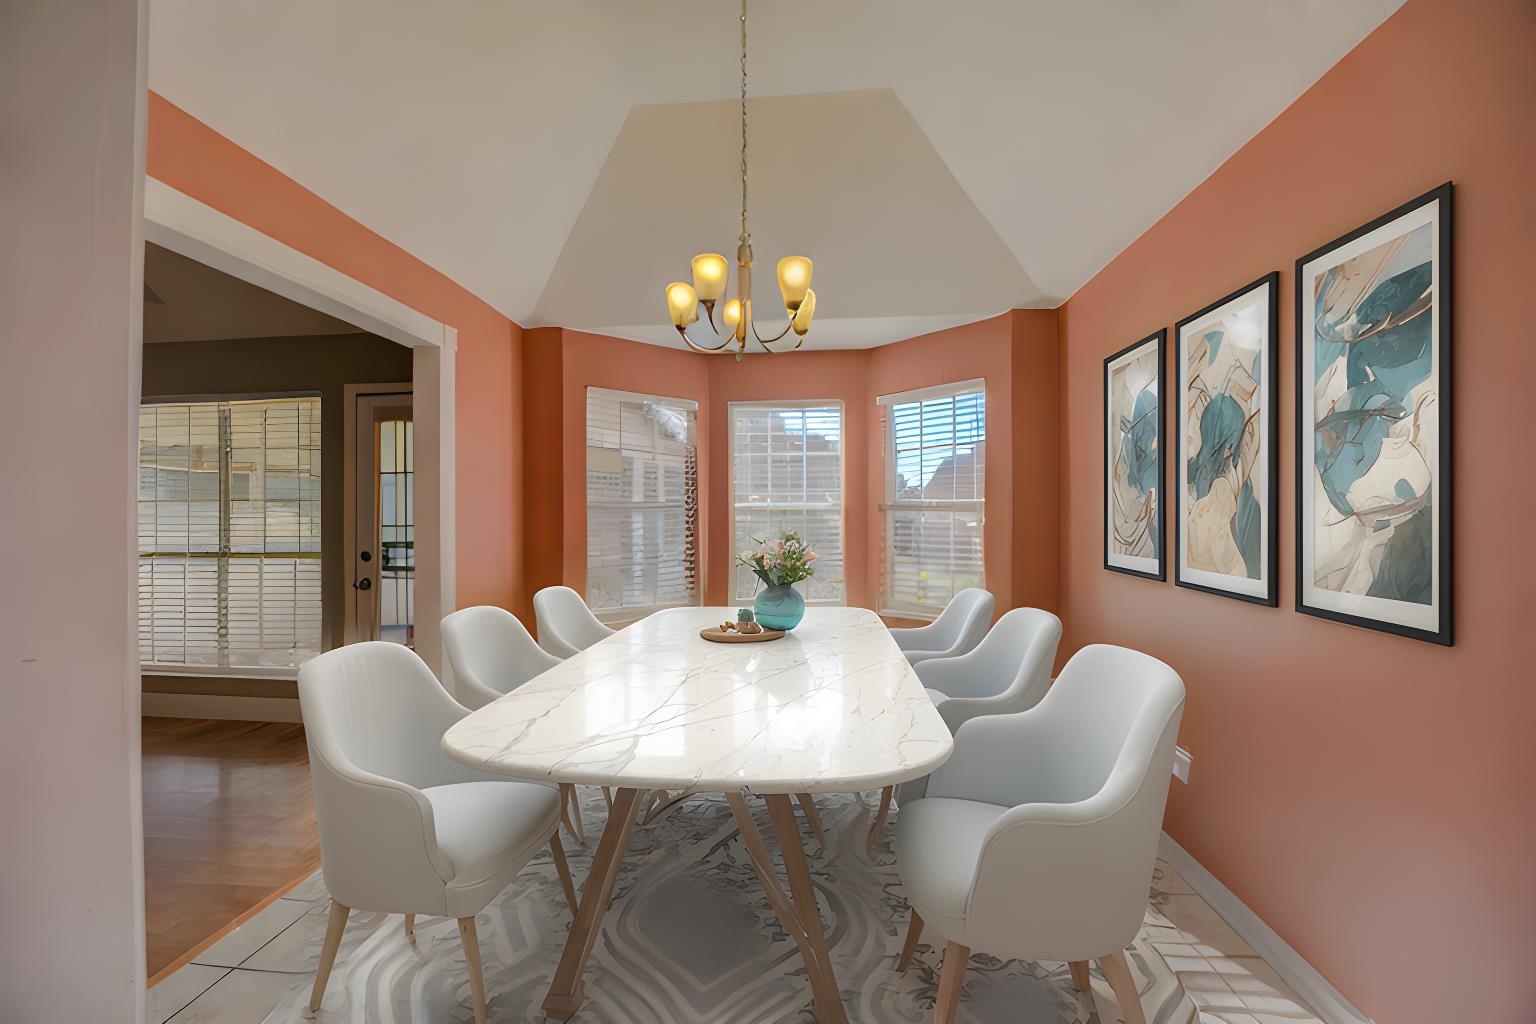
{"left": 542, "top": 786, "right": 643, "bottom": 1021}
{"left": 795, "top": 792, "right": 829, "bottom": 849}
{"left": 727, "top": 792, "right": 849, "bottom": 1024}
{"left": 865, "top": 785, "right": 893, "bottom": 860}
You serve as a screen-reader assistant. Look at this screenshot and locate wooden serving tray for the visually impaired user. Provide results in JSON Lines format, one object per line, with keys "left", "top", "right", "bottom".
{"left": 698, "top": 626, "right": 786, "bottom": 643}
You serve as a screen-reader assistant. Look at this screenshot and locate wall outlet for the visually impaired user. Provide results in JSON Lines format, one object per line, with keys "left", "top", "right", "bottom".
{"left": 1172, "top": 746, "right": 1193, "bottom": 784}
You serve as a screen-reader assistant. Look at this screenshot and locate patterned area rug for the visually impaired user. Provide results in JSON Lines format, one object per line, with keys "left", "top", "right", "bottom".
{"left": 266, "top": 791, "right": 1198, "bottom": 1023}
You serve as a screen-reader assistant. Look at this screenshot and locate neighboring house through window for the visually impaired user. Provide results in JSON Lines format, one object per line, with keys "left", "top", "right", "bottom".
{"left": 878, "top": 380, "right": 986, "bottom": 617}
{"left": 730, "top": 402, "right": 844, "bottom": 603}
{"left": 585, "top": 387, "right": 699, "bottom": 623}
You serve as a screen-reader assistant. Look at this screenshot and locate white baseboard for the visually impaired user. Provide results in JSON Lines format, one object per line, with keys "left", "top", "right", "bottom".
{"left": 1159, "top": 833, "right": 1372, "bottom": 1024}
{"left": 141, "top": 692, "right": 303, "bottom": 724}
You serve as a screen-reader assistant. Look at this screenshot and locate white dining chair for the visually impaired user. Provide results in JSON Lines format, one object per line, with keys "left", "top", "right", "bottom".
{"left": 299, "top": 641, "right": 579, "bottom": 1024}
{"left": 893, "top": 644, "right": 1185, "bottom": 1024}
{"left": 867, "top": 607, "right": 1064, "bottom": 856}
{"left": 441, "top": 605, "right": 590, "bottom": 842}
{"left": 887, "top": 588, "right": 995, "bottom": 666}
{"left": 533, "top": 585, "right": 615, "bottom": 659}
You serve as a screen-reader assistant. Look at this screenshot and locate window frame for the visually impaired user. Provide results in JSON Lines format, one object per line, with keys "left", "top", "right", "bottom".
{"left": 877, "top": 379, "right": 987, "bottom": 620}
{"left": 137, "top": 391, "right": 323, "bottom": 677}
{"left": 727, "top": 399, "right": 847, "bottom": 606}
{"left": 584, "top": 386, "right": 702, "bottom": 625}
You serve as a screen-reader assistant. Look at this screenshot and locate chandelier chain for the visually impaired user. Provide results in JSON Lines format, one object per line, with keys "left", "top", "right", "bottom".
{"left": 739, "top": 0, "right": 749, "bottom": 244}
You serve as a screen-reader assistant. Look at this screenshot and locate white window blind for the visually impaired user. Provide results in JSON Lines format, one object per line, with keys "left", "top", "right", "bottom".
{"left": 138, "top": 397, "right": 322, "bottom": 670}
{"left": 730, "top": 402, "right": 844, "bottom": 603}
{"left": 879, "top": 380, "right": 986, "bottom": 616}
{"left": 586, "top": 388, "right": 699, "bottom": 623}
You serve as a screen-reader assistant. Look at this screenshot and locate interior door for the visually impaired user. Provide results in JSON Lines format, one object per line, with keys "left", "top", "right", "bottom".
{"left": 348, "top": 394, "right": 415, "bottom": 646}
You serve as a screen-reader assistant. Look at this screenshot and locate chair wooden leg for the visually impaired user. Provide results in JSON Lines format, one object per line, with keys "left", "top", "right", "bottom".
{"left": 865, "top": 785, "right": 893, "bottom": 860}
{"left": 549, "top": 832, "right": 578, "bottom": 917}
{"left": 559, "top": 783, "right": 586, "bottom": 845}
{"left": 897, "top": 911, "right": 923, "bottom": 971}
{"left": 1068, "top": 959, "right": 1090, "bottom": 992}
{"left": 458, "top": 916, "right": 488, "bottom": 1024}
{"left": 601, "top": 786, "right": 613, "bottom": 810}
{"left": 934, "top": 941, "right": 970, "bottom": 1024}
{"left": 795, "top": 792, "right": 829, "bottom": 849}
{"left": 403, "top": 913, "right": 416, "bottom": 942}
{"left": 1096, "top": 949, "right": 1146, "bottom": 1024}
{"left": 308, "top": 899, "right": 349, "bottom": 1011}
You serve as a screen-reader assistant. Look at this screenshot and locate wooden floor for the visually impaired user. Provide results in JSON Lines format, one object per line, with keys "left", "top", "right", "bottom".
{"left": 142, "top": 718, "right": 319, "bottom": 983}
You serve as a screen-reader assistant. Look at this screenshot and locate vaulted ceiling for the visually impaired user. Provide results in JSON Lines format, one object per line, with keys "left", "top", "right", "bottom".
{"left": 148, "top": 0, "right": 1402, "bottom": 348}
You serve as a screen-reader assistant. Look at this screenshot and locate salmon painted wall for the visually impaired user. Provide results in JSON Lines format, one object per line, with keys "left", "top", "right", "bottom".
{"left": 146, "top": 94, "right": 524, "bottom": 614}
{"left": 706, "top": 351, "right": 873, "bottom": 607}
{"left": 1056, "top": 4, "right": 1535, "bottom": 1023}
{"left": 1011, "top": 311, "right": 1061, "bottom": 613}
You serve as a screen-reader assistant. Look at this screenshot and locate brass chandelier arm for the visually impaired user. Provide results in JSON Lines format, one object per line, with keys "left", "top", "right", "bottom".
{"left": 675, "top": 324, "right": 741, "bottom": 355}
{"left": 750, "top": 316, "right": 796, "bottom": 347}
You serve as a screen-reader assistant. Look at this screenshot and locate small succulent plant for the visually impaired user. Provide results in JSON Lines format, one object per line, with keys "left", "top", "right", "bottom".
{"left": 737, "top": 608, "right": 755, "bottom": 623}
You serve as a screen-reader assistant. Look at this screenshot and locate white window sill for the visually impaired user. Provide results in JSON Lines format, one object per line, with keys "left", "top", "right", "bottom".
{"left": 141, "top": 664, "right": 302, "bottom": 682}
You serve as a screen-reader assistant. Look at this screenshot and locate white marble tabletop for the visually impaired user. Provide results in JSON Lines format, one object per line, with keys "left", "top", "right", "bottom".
{"left": 441, "top": 606, "right": 953, "bottom": 795}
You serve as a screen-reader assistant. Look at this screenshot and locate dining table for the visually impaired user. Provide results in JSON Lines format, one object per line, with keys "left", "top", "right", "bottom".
{"left": 441, "top": 605, "right": 954, "bottom": 1023}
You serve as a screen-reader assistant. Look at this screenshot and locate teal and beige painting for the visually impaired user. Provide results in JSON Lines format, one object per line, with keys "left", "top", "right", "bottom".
{"left": 1300, "top": 194, "right": 1444, "bottom": 639}
{"left": 1177, "top": 279, "right": 1273, "bottom": 602}
{"left": 1106, "top": 333, "right": 1163, "bottom": 578}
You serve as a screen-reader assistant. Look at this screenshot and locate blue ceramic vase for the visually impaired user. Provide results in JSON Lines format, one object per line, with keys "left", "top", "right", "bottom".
{"left": 753, "top": 583, "right": 805, "bottom": 631}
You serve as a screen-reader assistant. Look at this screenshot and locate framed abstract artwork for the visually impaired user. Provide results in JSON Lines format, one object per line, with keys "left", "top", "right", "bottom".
{"left": 1175, "top": 273, "right": 1279, "bottom": 605}
{"left": 1104, "top": 330, "right": 1165, "bottom": 580}
{"left": 1295, "top": 182, "right": 1452, "bottom": 644}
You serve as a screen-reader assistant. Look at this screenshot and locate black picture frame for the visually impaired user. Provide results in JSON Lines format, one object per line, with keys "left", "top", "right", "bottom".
{"left": 1174, "top": 272, "right": 1280, "bottom": 606}
{"left": 1294, "top": 182, "right": 1453, "bottom": 645}
{"left": 1103, "top": 329, "right": 1166, "bottom": 581}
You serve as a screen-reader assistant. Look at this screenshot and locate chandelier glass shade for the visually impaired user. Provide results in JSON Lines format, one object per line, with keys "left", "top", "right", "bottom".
{"left": 663, "top": 0, "right": 816, "bottom": 359}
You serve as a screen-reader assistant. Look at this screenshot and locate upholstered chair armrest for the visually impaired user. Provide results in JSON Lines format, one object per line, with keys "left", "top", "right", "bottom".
{"left": 902, "top": 647, "right": 956, "bottom": 666}
{"left": 932, "top": 694, "right": 1008, "bottom": 734}
{"left": 309, "top": 750, "right": 455, "bottom": 911}
{"left": 923, "top": 711, "right": 1054, "bottom": 807}
{"left": 887, "top": 623, "right": 943, "bottom": 652}
{"left": 962, "top": 791, "right": 1162, "bottom": 960}
{"left": 914, "top": 651, "right": 992, "bottom": 700}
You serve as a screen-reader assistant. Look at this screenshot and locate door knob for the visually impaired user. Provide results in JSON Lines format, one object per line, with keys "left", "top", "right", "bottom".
{"left": 354, "top": 578, "right": 373, "bottom": 591}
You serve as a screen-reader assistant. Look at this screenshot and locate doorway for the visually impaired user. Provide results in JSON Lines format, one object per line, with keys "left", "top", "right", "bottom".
{"left": 346, "top": 391, "right": 416, "bottom": 646}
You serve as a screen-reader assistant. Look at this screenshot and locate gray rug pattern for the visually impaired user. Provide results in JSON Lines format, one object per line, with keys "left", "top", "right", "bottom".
{"left": 266, "top": 791, "right": 1196, "bottom": 1023}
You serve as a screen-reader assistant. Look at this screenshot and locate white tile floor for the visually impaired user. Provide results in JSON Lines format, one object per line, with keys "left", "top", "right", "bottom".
{"left": 147, "top": 892, "right": 327, "bottom": 1024}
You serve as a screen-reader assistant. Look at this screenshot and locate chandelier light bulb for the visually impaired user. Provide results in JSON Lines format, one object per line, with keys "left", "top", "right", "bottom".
{"left": 777, "top": 256, "right": 813, "bottom": 311}
{"left": 792, "top": 289, "right": 816, "bottom": 335}
{"left": 666, "top": 281, "right": 700, "bottom": 328}
{"left": 722, "top": 298, "right": 743, "bottom": 331}
{"left": 691, "top": 254, "right": 729, "bottom": 302}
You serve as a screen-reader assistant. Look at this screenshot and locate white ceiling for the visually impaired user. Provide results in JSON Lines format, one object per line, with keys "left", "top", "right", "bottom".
{"left": 148, "top": 0, "right": 1402, "bottom": 349}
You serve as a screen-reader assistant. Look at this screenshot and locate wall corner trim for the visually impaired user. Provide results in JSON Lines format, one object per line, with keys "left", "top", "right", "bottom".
{"left": 1159, "top": 833, "right": 1374, "bottom": 1024}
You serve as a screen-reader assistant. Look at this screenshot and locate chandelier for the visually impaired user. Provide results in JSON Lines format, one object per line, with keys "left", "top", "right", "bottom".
{"left": 664, "top": 0, "right": 816, "bottom": 360}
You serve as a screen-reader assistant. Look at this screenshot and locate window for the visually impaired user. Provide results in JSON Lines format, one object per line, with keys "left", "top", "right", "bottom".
{"left": 586, "top": 388, "right": 699, "bottom": 623}
{"left": 730, "top": 403, "right": 844, "bottom": 603}
{"left": 138, "top": 397, "right": 322, "bottom": 670}
{"left": 879, "top": 380, "right": 986, "bottom": 616}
